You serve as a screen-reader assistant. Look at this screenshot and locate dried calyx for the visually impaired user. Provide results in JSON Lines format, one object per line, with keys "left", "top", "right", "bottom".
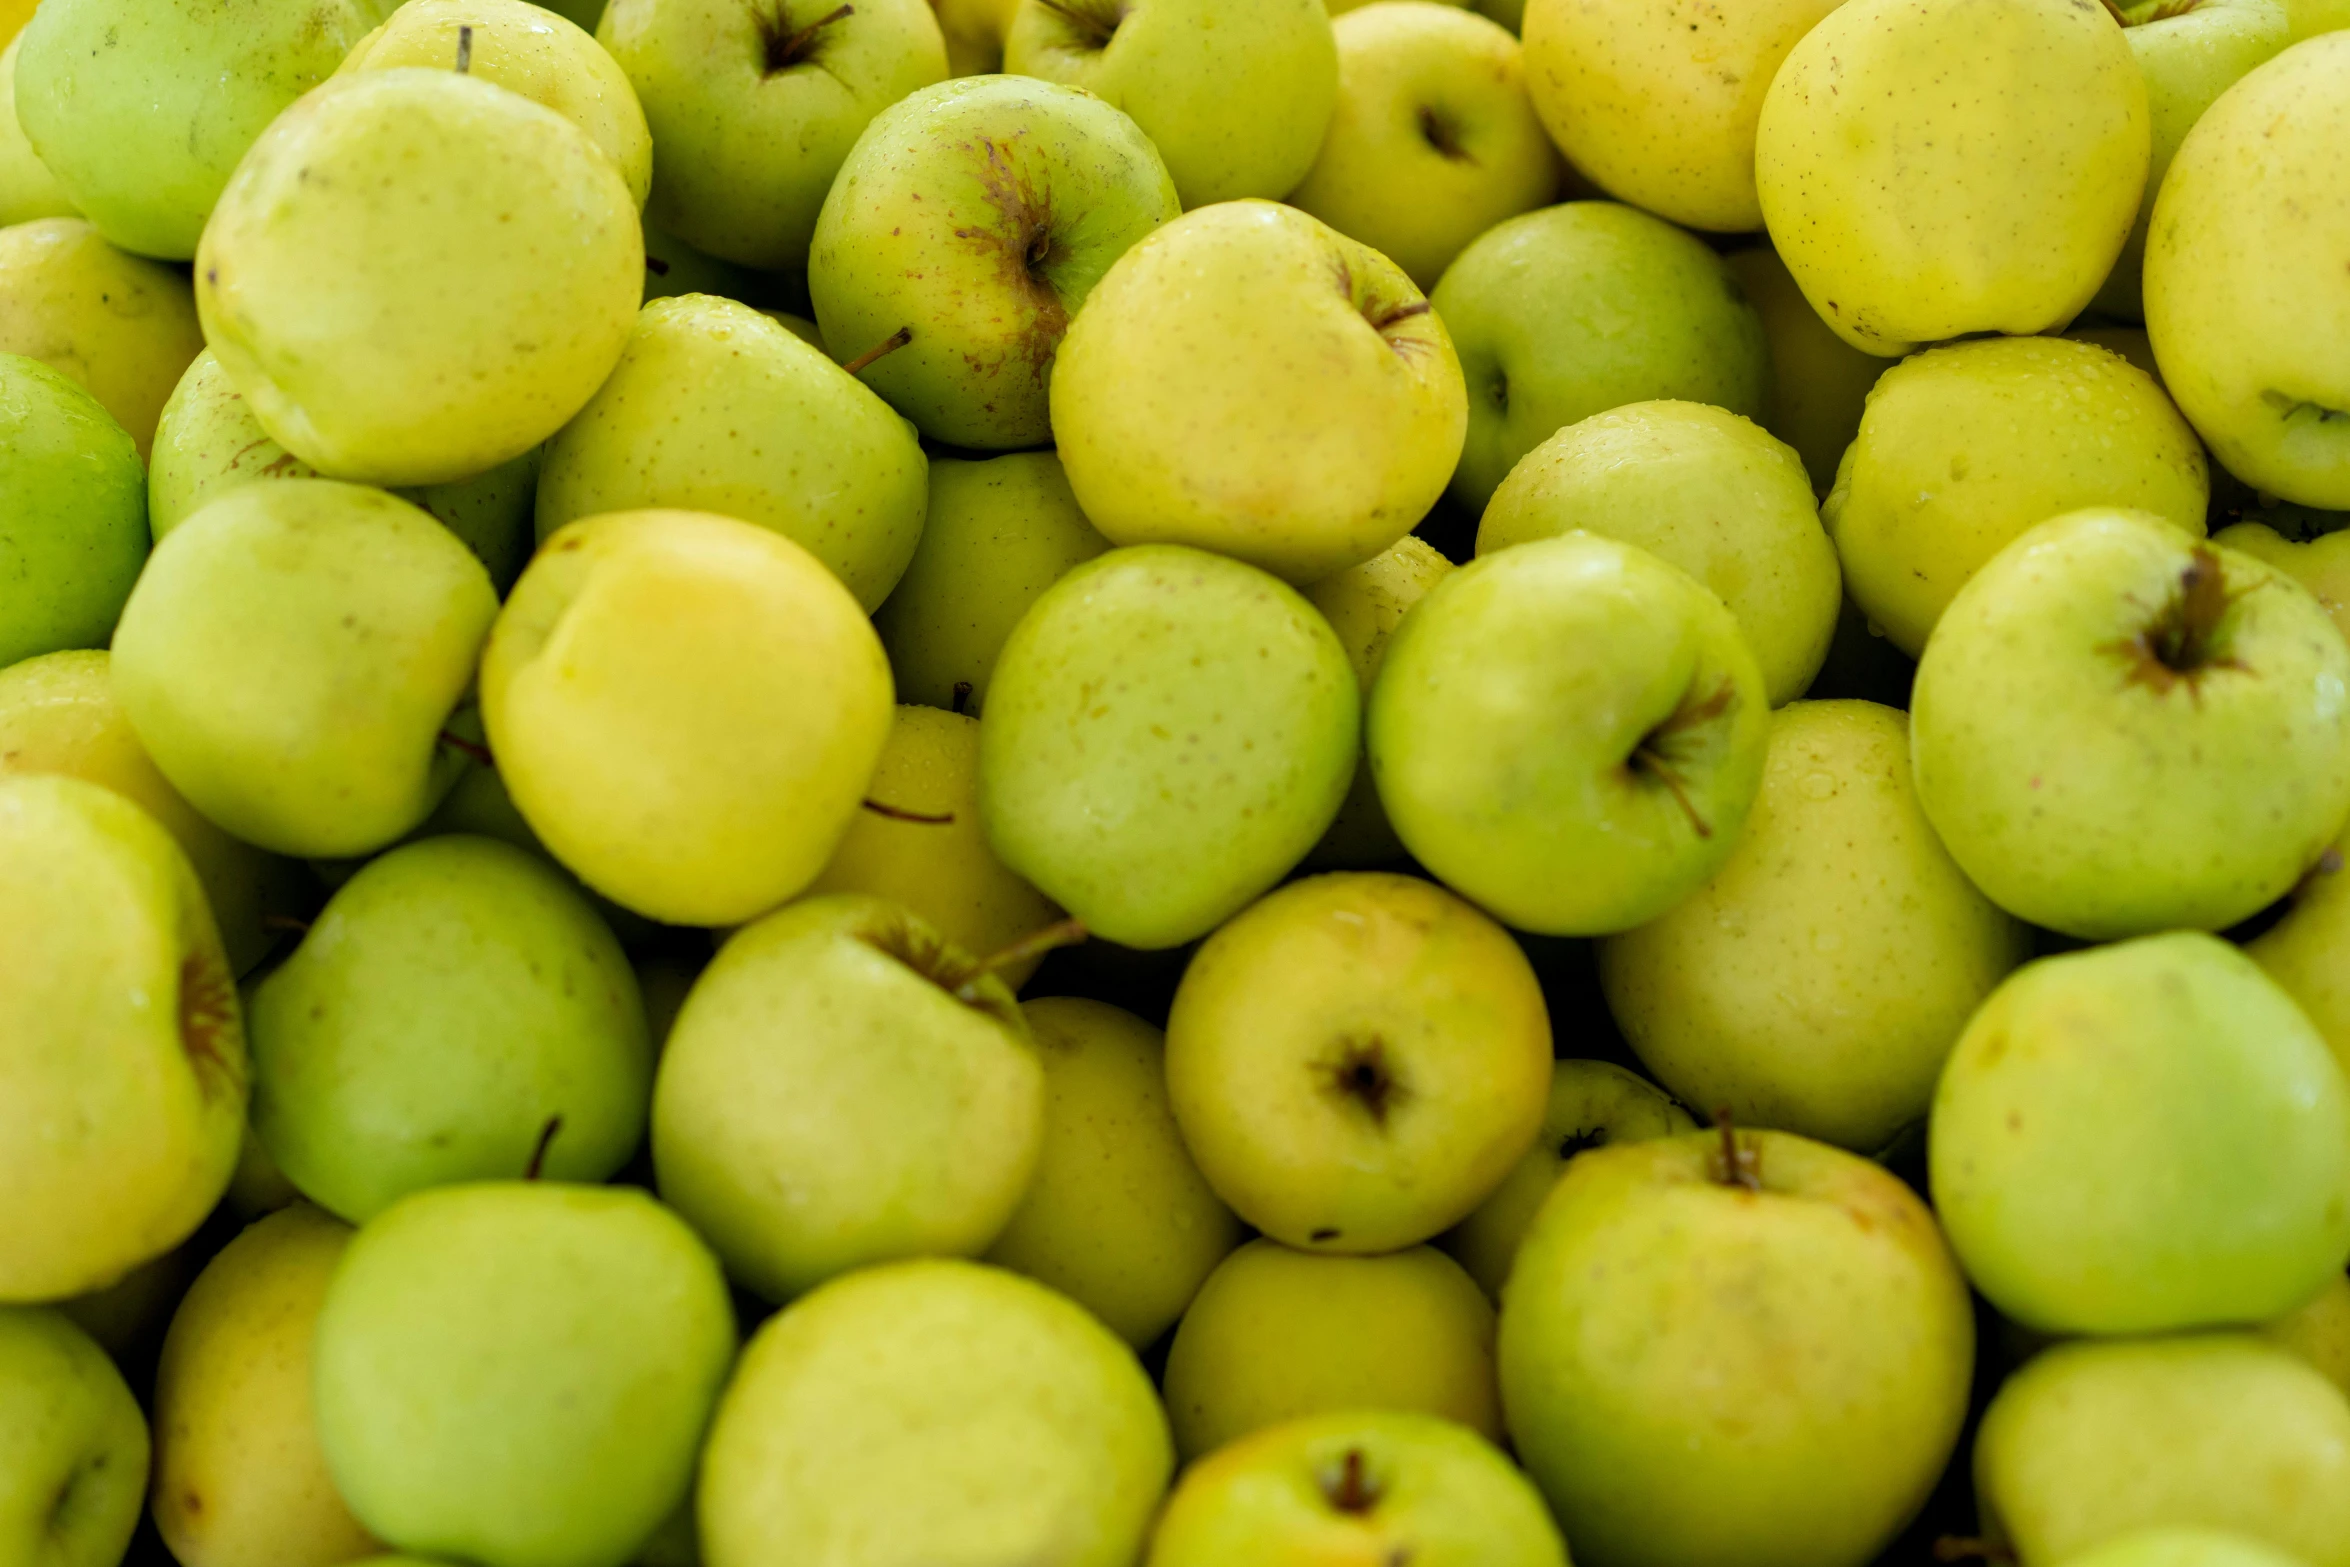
{"left": 1324, "top": 1035, "right": 1406, "bottom": 1128}
{"left": 2108, "top": 544, "right": 2252, "bottom": 697}
{"left": 1629, "top": 676, "right": 1736, "bottom": 839}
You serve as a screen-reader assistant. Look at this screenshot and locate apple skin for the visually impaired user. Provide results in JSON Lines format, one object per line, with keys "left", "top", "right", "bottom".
{"left": 1499, "top": 1128, "right": 1975, "bottom": 1567}
{"left": 0, "top": 217, "right": 204, "bottom": 462}
{"left": 0, "top": 1306, "right": 149, "bottom": 1567}
{"left": 2063, "top": 1534, "right": 2318, "bottom": 1567}
{"left": 0, "top": 36, "right": 73, "bottom": 228}
{"left": 1755, "top": 0, "right": 2148, "bottom": 357}
{"left": 1050, "top": 201, "right": 1466, "bottom": 585}
{"left": 1145, "top": 1409, "right": 1568, "bottom": 1567}
{"left": 0, "top": 353, "right": 146, "bottom": 670}
{"left": 2287, "top": 0, "right": 2350, "bottom": 34}
{"left": 932, "top": 0, "right": 1024, "bottom": 73}
{"left": 1165, "top": 871, "right": 1551, "bottom": 1255}
{"left": 2266, "top": 1272, "right": 2350, "bottom": 1397}
{"left": 697, "top": 1259, "right": 1171, "bottom": 1567}
{"left": 1368, "top": 532, "right": 1772, "bottom": 936}
{"left": 808, "top": 75, "right": 1180, "bottom": 450}
{"left": 2145, "top": 33, "right": 2350, "bottom": 508}
{"left": 1974, "top": 1334, "right": 2350, "bottom": 1566}
{"left": 2219, "top": 522, "right": 2350, "bottom": 647}
{"left": 2246, "top": 828, "right": 2350, "bottom": 1079}
{"left": 1931, "top": 931, "right": 2350, "bottom": 1337}
{"left": 1910, "top": 509, "right": 2350, "bottom": 939}
{"left": 1724, "top": 246, "right": 1887, "bottom": 498}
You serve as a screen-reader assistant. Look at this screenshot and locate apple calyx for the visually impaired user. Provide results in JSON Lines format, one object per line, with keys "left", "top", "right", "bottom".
{"left": 840, "top": 326, "right": 913, "bottom": 377}
{"left": 855, "top": 911, "right": 1085, "bottom": 1027}
{"left": 1627, "top": 676, "right": 1737, "bottom": 839}
{"left": 1036, "top": 0, "right": 1123, "bottom": 50}
{"left": 1318, "top": 1448, "right": 1383, "bottom": 1516}
{"left": 523, "top": 1115, "right": 564, "bottom": 1180}
{"left": 1710, "top": 1109, "right": 1762, "bottom": 1192}
{"left": 861, "top": 798, "right": 954, "bottom": 825}
{"left": 178, "top": 950, "right": 240, "bottom": 1102}
{"left": 2107, "top": 544, "right": 2252, "bottom": 698}
{"left": 454, "top": 24, "right": 473, "bottom": 74}
{"left": 759, "top": 4, "right": 855, "bottom": 75}
{"left": 1321, "top": 1034, "right": 1409, "bottom": 1130}
{"left": 1558, "top": 1125, "right": 1611, "bottom": 1161}
{"left": 2104, "top": 0, "right": 2207, "bottom": 23}
{"left": 1417, "top": 106, "right": 1473, "bottom": 165}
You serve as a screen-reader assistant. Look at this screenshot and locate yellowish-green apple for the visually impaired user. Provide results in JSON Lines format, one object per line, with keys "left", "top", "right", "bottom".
{"left": 13, "top": 0, "right": 377, "bottom": 260}
{"left": 535, "top": 295, "right": 928, "bottom": 612}
{"left": 228, "top": 1124, "right": 304, "bottom": 1224}
{"left": 1146, "top": 1409, "right": 1566, "bottom": 1567}
{"left": 1481, "top": 400, "right": 1841, "bottom": 705}
{"left": 2066, "top": 1535, "right": 2319, "bottom": 1567}
{"left": 0, "top": 36, "right": 74, "bottom": 227}
{"left": 480, "top": 509, "right": 894, "bottom": 926}
{"left": 0, "top": 774, "right": 246, "bottom": 1303}
{"left": 2219, "top": 522, "right": 2350, "bottom": 646}
{"left": 801, "top": 705, "right": 1062, "bottom": 990}
{"left": 1165, "top": 872, "right": 1550, "bottom": 1253}
{"left": 2267, "top": 1273, "right": 2350, "bottom": 1396}
{"left": 1521, "top": 0, "right": 1841, "bottom": 233}
{"left": 1974, "top": 1335, "right": 2350, "bottom": 1566}
{"left": 1600, "top": 701, "right": 2029, "bottom": 1153}
{"left": 198, "top": 69, "right": 641, "bottom": 488}
{"left": 54, "top": 1242, "right": 200, "bottom": 1370}
{"left": 1755, "top": 0, "right": 2148, "bottom": 356}
{"left": 599, "top": 0, "right": 945, "bottom": 270}
{"left": 807, "top": 76, "right": 1180, "bottom": 449}
{"left": 1369, "top": 532, "right": 1772, "bottom": 935}
{"left": 871, "top": 450, "right": 1111, "bottom": 714}
{"left": 0, "top": 1306, "right": 148, "bottom": 1567}
{"left": 1725, "top": 248, "right": 1882, "bottom": 495}
{"left": 1825, "top": 337, "right": 2209, "bottom": 656}
{"left": 0, "top": 217, "right": 203, "bottom": 460}
{"left": 1443, "top": 1059, "right": 1695, "bottom": 1298}
{"left": 1932, "top": 932, "right": 2350, "bottom": 1335}
{"left": 2287, "top": 0, "right": 2350, "bottom": 34}
{"left": 150, "top": 1205, "right": 381, "bottom": 1567}
{"left": 1500, "top": 1127, "right": 1976, "bottom": 1567}
{"left": 2071, "top": 322, "right": 2167, "bottom": 381}
{"left": 1051, "top": 201, "right": 1466, "bottom": 583}
{"left": 0, "top": 353, "right": 145, "bottom": 669}
{"left": 111, "top": 480, "right": 499, "bottom": 860}
{"left": 1433, "top": 202, "right": 1769, "bottom": 510}
{"left": 1288, "top": 3, "right": 1560, "bottom": 291}
{"left": 653, "top": 895, "right": 1044, "bottom": 1300}
{"left": 314, "top": 1183, "right": 735, "bottom": 1567}
{"left": 1911, "top": 510, "right": 2350, "bottom": 938}
{"left": 1003, "top": 0, "right": 1337, "bottom": 208}
{"left": 699, "top": 1259, "right": 1170, "bottom": 1567}
{"left": 1303, "top": 533, "right": 1454, "bottom": 868}
{"left": 639, "top": 216, "right": 771, "bottom": 307}
{"left": 1163, "top": 1241, "right": 1503, "bottom": 1459}
{"left": 2246, "top": 834, "right": 2350, "bottom": 1078}
{"left": 2145, "top": 34, "right": 2350, "bottom": 507}
{"left": 339, "top": 0, "right": 653, "bottom": 208}
{"left": 1475, "top": 0, "right": 1524, "bottom": 24}
{"left": 982, "top": 997, "right": 1246, "bottom": 1347}
{"left": 978, "top": 544, "right": 1359, "bottom": 948}
{"left": 932, "top": 0, "right": 1022, "bottom": 72}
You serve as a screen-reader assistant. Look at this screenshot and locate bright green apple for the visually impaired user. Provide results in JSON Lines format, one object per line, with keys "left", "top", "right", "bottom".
{"left": 2267, "top": 1272, "right": 2350, "bottom": 1397}
{"left": 0, "top": 1306, "right": 148, "bottom": 1567}
{"left": 2245, "top": 830, "right": 2350, "bottom": 1078}
{"left": 0, "top": 217, "right": 204, "bottom": 460}
{"left": 1302, "top": 534, "right": 1454, "bottom": 868}
{"left": 1724, "top": 245, "right": 1886, "bottom": 498}
{"left": 0, "top": 36, "right": 73, "bottom": 228}
{"left": 0, "top": 353, "right": 145, "bottom": 669}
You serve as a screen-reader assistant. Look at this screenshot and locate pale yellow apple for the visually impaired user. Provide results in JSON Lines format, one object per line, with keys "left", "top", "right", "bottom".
{"left": 0, "top": 216, "right": 201, "bottom": 459}
{"left": 2245, "top": 829, "right": 2350, "bottom": 1079}
{"left": 1724, "top": 245, "right": 1885, "bottom": 498}
{"left": 2267, "top": 1273, "right": 2350, "bottom": 1397}
{"left": 0, "top": 35, "right": 75, "bottom": 228}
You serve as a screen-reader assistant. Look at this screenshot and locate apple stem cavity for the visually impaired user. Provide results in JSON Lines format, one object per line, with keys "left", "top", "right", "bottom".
{"left": 1319, "top": 1448, "right": 1382, "bottom": 1515}
{"left": 958, "top": 918, "right": 1089, "bottom": 1000}
{"left": 523, "top": 1116, "right": 564, "bottom": 1181}
{"left": 455, "top": 24, "right": 472, "bottom": 73}
{"left": 1628, "top": 677, "right": 1737, "bottom": 840}
{"left": 438, "top": 729, "right": 495, "bottom": 767}
{"left": 178, "top": 952, "right": 238, "bottom": 1101}
{"left": 1417, "top": 106, "right": 1472, "bottom": 164}
{"left": 1036, "top": 0, "right": 1121, "bottom": 49}
{"left": 861, "top": 798, "right": 955, "bottom": 825}
{"left": 2107, "top": 545, "right": 2253, "bottom": 697}
{"left": 759, "top": 3, "right": 855, "bottom": 75}
{"left": 840, "top": 326, "right": 913, "bottom": 377}
{"left": 1324, "top": 1036, "right": 1407, "bottom": 1128}
{"left": 1711, "top": 1110, "right": 1762, "bottom": 1192}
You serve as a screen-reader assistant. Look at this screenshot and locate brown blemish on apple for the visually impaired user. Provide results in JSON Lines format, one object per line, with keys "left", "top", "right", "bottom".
{"left": 948, "top": 135, "right": 1072, "bottom": 396}
{"left": 178, "top": 952, "right": 238, "bottom": 1101}
{"left": 755, "top": 3, "right": 855, "bottom": 76}
{"left": 1627, "top": 675, "right": 1737, "bottom": 838}
{"left": 2104, "top": 544, "right": 2255, "bottom": 700}
{"left": 1319, "top": 1447, "right": 1382, "bottom": 1514}
{"left": 1710, "top": 1109, "right": 1762, "bottom": 1192}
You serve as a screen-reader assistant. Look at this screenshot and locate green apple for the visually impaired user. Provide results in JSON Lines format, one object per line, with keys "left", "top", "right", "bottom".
{"left": 652, "top": 894, "right": 1044, "bottom": 1300}
{"left": 2068, "top": 1538, "right": 2316, "bottom": 1567}
{"left": 535, "top": 295, "right": 928, "bottom": 612}
{"left": 1302, "top": 534, "right": 1454, "bottom": 868}
{"left": 1975, "top": 1335, "right": 2350, "bottom": 1566}
{"left": 978, "top": 544, "right": 1359, "bottom": 949}
{"left": 1434, "top": 202, "right": 1769, "bottom": 511}
{"left": 1368, "top": 532, "right": 1772, "bottom": 935}
{"left": 480, "top": 509, "right": 894, "bottom": 927}
{"left": 0, "top": 774, "right": 247, "bottom": 1303}
{"left": 314, "top": 1183, "right": 734, "bottom": 1567}
{"left": 1165, "top": 872, "right": 1550, "bottom": 1254}
{"left": 1288, "top": 3, "right": 1561, "bottom": 291}
{"left": 198, "top": 69, "right": 641, "bottom": 488}
{"left": 0, "top": 1306, "right": 148, "bottom": 1567}
{"left": 699, "top": 1259, "right": 1170, "bottom": 1567}
{"left": 1500, "top": 1127, "right": 1976, "bottom": 1567}
{"left": 808, "top": 75, "right": 1178, "bottom": 449}
{"left": 2145, "top": 35, "right": 2350, "bottom": 507}
{"left": 1521, "top": 0, "right": 1839, "bottom": 232}
{"left": 1756, "top": 0, "right": 2148, "bottom": 356}
{"left": 0, "top": 217, "right": 204, "bottom": 460}
{"left": 13, "top": 0, "right": 377, "bottom": 261}
{"left": 599, "top": 0, "right": 946, "bottom": 270}
{"left": 1475, "top": 0, "right": 1524, "bottom": 25}
{"left": 639, "top": 216, "right": 774, "bottom": 307}
{"left": 982, "top": 996, "right": 1246, "bottom": 1347}
{"left": 1002, "top": 0, "right": 1337, "bottom": 208}
{"left": 2287, "top": 0, "right": 2350, "bottom": 34}
{"left": 2246, "top": 833, "right": 2350, "bottom": 1078}
{"left": 1146, "top": 1408, "right": 1564, "bottom": 1567}
{"left": 0, "top": 36, "right": 72, "bottom": 227}
{"left": 151, "top": 1205, "right": 381, "bottom": 1567}
{"left": 111, "top": 480, "right": 499, "bottom": 860}
{"left": 1601, "top": 701, "right": 2029, "bottom": 1153}
{"left": 871, "top": 450, "right": 1111, "bottom": 714}
{"left": 2218, "top": 521, "right": 2350, "bottom": 646}
{"left": 2267, "top": 1272, "right": 2350, "bottom": 1397}
{"left": 0, "top": 353, "right": 144, "bottom": 669}
{"left": 1911, "top": 509, "right": 2350, "bottom": 937}
{"left": 1480, "top": 399, "right": 1841, "bottom": 705}
{"left": 1932, "top": 931, "right": 2350, "bottom": 1335}
{"left": 1163, "top": 1240, "right": 1503, "bottom": 1460}
{"left": 1724, "top": 246, "right": 1887, "bottom": 498}
{"left": 933, "top": 0, "right": 1022, "bottom": 72}
{"left": 1051, "top": 201, "right": 1466, "bottom": 583}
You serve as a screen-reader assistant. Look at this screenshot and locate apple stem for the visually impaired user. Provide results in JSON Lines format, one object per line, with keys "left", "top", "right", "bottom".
{"left": 951, "top": 682, "right": 974, "bottom": 716}
{"left": 438, "top": 730, "right": 494, "bottom": 767}
{"left": 1320, "top": 1448, "right": 1381, "bottom": 1514}
{"left": 1935, "top": 1539, "right": 2017, "bottom": 1564}
{"left": 455, "top": 24, "right": 472, "bottom": 73}
{"left": 763, "top": 3, "right": 855, "bottom": 72}
{"left": 1037, "top": 0, "right": 1119, "bottom": 47}
{"left": 261, "top": 913, "right": 312, "bottom": 936}
{"left": 840, "top": 326, "right": 913, "bottom": 376}
{"left": 524, "top": 1116, "right": 564, "bottom": 1181}
{"left": 957, "top": 918, "right": 1087, "bottom": 998}
{"left": 862, "top": 798, "right": 954, "bottom": 825}
{"left": 1711, "top": 1109, "right": 1762, "bottom": 1192}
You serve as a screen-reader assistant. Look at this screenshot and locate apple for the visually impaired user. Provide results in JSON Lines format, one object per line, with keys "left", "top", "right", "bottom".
{"left": 535, "top": 295, "right": 928, "bottom": 612}
{"left": 1910, "top": 509, "right": 2350, "bottom": 938}
{"left": 1002, "top": 0, "right": 1338, "bottom": 208}
{"left": 2245, "top": 832, "right": 2350, "bottom": 1077}
{"left": 933, "top": 0, "right": 1023, "bottom": 72}
{"left": 0, "top": 217, "right": 204, "bottom": 460}
{"left": 639, "top": 216, "right": 774, "bottom": 307}
{"left": 1480, "top": 399, "right": 1841, "bottom": 705}
{"left": 0, "top": 36, "right": 73, "bottom": 228}
{"left": 1499, "top": 1126, "right": 1976, "bottom": 1567}
{"left": 1755, "top": 0, "right": 2149, "bottom": 356}
{"left": 698, "top": 1259, "right": 1171, "bottom": 1567}
{"left": 1164, "top": 871, "right": 1550, "bottom": 1254}
{"left": 807, "top": 75, "right": 1180, "bottom": 449}
{"left": 2218, "top": 521, "right": 2350, "bottom": 646}
{"left": 2063, "top": 1535, "right": 2318, "bottom": 1567}
{"left": 1433, "top": 202, "right": 1769, "bottom": 511}
{"left": 598, "top": 0, "right": 947, "bottom": 271}
{"left": 0, "top": 1306, "right": 147, "bottom": 1567}
{"left": 0, "top": 353, "right": 145, "bottom": 670}
{"left": 2287, "top": 0, "right": 2350, "bottom": 34}
{"left": 1050, "top": 201, "right": 1466, "bottom": 584}
{"left": 2267, "top": 1272, "right": 2350, "bottom": 1397}
{"left": 1368, "top": 532, "right": 1772, "bottom": 936}
{"left": 1474, "top": 0, "right": 1523, "bottom": 25}
{"left": 1723, "top": 247, "right": 1886, "bottom": 498}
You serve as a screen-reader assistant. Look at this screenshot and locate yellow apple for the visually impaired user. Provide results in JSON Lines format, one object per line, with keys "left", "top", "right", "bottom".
{"left": 0, "top": 216, "right": 202, "bottom": 460}
{"left": 1723, "top": 245, "right": 1885, "bottom": 498}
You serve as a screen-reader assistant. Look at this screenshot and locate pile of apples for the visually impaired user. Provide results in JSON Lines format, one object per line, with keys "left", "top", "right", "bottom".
{"left": 6, "top": 0, "right": 2350, "bottom": 1562}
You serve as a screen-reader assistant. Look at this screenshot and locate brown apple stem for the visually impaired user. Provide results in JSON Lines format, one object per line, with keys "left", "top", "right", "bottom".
{"left": 524, "top": 1116, "right": 564, "bottom": 1181}
{"left": 438, "top": 730, "right": 494, "bottom": 766}
{"left": 2096, "top": 0, "right": 2129, "bottom": 22}
{"left": 862, "top": 798, "right": 954, "bottom": 825}
{"left": 1935, "top": 1539, "right": 2017, "bottom": 1565}
{"left": 644, "top": 254, "right": 672, "bottom": 278}
{"left": 261, "top": 914, "right": 312, "bottom": 936}
{"left": 956, "top": 918, "right": 1087, "bottom": 999}
{"left": 840, "top": 326, "right": 913, "bottom": 376}
{"left": 951, "top": 681, "right": 974, "bottom": 716}
{"left": 1321, "top": 1448, "right": 1379, "bottom": 1514}
{"left": 455, "top": 24, "right": 473, "bottom": 73}
{"left": 764, "top": 4, "right": 855, "bottom": 71}
{"left": 1712, "top": 1109, "right": 1762, "bottom": 1192}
